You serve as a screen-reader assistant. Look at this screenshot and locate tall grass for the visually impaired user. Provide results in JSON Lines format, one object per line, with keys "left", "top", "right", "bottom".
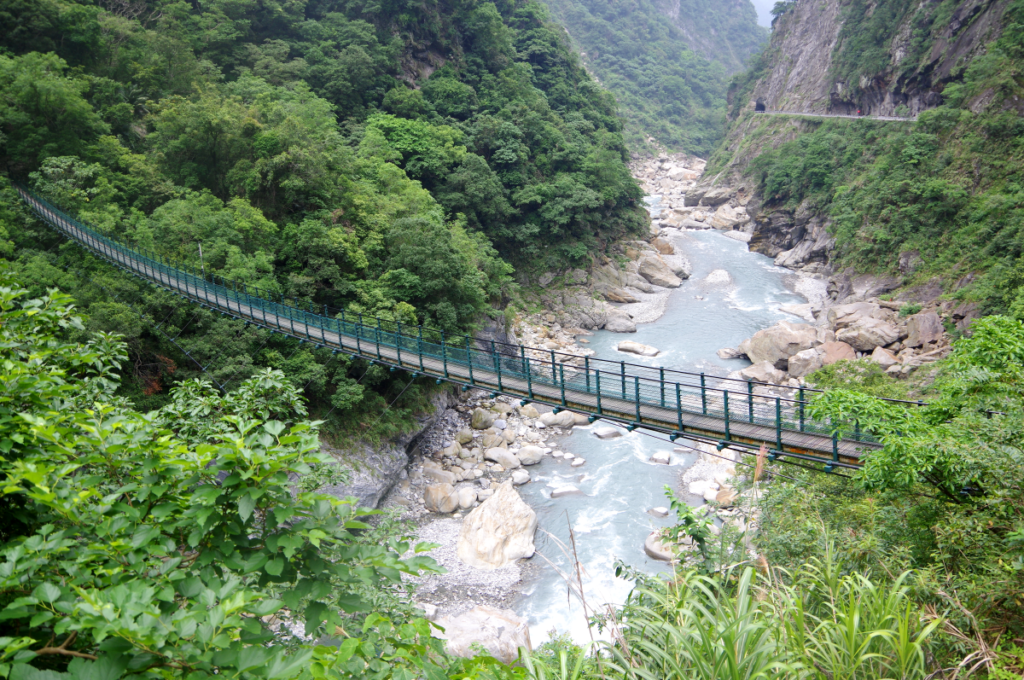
{"left": 529, "top": 549, "right": 941, "bottom": 680}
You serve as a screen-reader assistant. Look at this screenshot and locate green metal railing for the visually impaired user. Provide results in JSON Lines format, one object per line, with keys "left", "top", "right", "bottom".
{"left": 18, "top": 185, "right": 896, "bottom": 466}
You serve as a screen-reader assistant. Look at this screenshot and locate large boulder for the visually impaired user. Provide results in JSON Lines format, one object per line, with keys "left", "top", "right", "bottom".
{"left": 484, "top": 447, "right": 520, "bottom": 469}
{"left": 644, "top": 531, "right": 676, "bottom": 562}
{"left": 710, "top": 204, "right": 748, "bottom": 230}
{"left": 637, "top": 254, "right": 683, "bottom": 288}
{"left": 604, "top": 308, "right": 636, "bottom": 333}
{"left": 457, "top": 481, "right": 538, "bottom": 569}
{"left": 836, "top": 317, "right": 900, "bottom": 351}
{"left": 471, "top": 408, "right": 496, "bottom": 430}
{"left": 517, "top": 446, "right": 544, "bottom": 466}
{"left": 594, "top": 284, "right": 639, "bottom": 304}
{"left": 458, "top": 486, "right": 478, "bottom": 509}
{"left": 739, "top": 361, "right": 787, "bottom": 384}
{"left": 738, "top": 321, "right": 819, "bottom": 370}
{"left": 905, "top": 311, "right": 944, "bottom": 348}
{"left": 827, "top": 302, "right": 884, "bottom": 329}
{"left": 539, "top": 411, "right": 576, "bottom": 428}
{"left": 617, "top": 340, "right": 660, "bottom": 357}
{"left": 424, "top": 484, "right": 459, "bottom": 513}
{"left": 820, "top": 341, "right": 856, "bottom": 365}
{"left": 787, "top": 347, "right": 824, "bottom": 377}
{"left": 455, "top": 428, "right": 474, "bottom": 445}
{"left": 651, "top": 237, "right": 674, "bottom": 254}
{"left": 433, "top": 606, "right": 531, "bottom": 664}
{"left": 593, "top": 427, "right": 622, "bottom": 439}
{"left": 870, "top": 346, "right": 899, "bottom": 368}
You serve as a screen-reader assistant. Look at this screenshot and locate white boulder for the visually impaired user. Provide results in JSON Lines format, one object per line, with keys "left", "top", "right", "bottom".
{"left": 432, "top": 605, "right": 531, "bottom": 664}
{"left": 457, "top": 481, "right": 538, "bottom": 569}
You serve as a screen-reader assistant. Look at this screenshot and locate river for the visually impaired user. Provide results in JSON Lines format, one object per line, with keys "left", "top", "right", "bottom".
{"left": 513, "top": 195, "right": 808, "bottom": 645}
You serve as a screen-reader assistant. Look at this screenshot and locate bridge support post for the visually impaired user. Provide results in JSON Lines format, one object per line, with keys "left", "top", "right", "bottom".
{"left": 559, "top": 365, "right": 566, "bottom": 406}
{"left": 466, "top": 336, "right": 474, "bottom": 385}
{"left": 701, "top": 372, "right": 707, "bottom": 415}
{"left": 723, "top": 390, "right": 731, "bottom": 441}
{"left": 520, "top": 346, "right": 526, "bottom": 375}
{"left": 418, "top": 326, "right": 424, "bottom": 371}
{"left": 396, "top": 320, "right": 402, "bottom": 367}
{"left": 676, "top": 383, "right": 682, "bottom": 431}
{"left": 620, "top": 361, "right": 626, "bottom": 399}
{"left": 356, "top": 312, "right": 363, "bottom": 355}
{"left": 634, "top": 376, "right": 640, "bottom": 423}
{"left": 550, "top": 350, "right": 556, "bottom": 382}
{"left": 526, "top": 354, "right": 533, "bottom": 399}
{"left": 595, "top": 371, "right": 602, "bottom": 414}
{"left": 321, "top": 305, "right": 328, "bottom": 345}
{"left": 798, "top": 386, "right": 805, "bottom": 431}
{"left": 659, "top": 368, "right": 665, "bottom": 407}
{"left": 776, "top": 398, "right": 782, "bottom": 450}
{"left": 747, "top": 381, "right": 754, "bottom": 423}
{"left": 585, "top": 357, "right": 590, "bottom": 392}
{"left": 441, "top": 330, "right": 448, "bottom": 378}
{"left": 494, "top": 341, "right": 504, "bottom": 392}
{"left": 375, "top": 318, "right": 382, "bottom": 360}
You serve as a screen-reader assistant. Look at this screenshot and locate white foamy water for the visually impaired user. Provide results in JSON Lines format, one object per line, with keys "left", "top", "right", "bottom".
{"left": 514, "top": 200, "right": 809, "bottom": 645}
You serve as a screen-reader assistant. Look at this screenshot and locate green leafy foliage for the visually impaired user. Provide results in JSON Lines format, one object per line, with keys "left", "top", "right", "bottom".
{"left": 0, "top": 0, "right": 647, "bottom": 432}
{"left": 536, "top": 0, "right": 767, "bottom": 154}
{"left": 0, "top": 274, "right": 484, "bottom": 679}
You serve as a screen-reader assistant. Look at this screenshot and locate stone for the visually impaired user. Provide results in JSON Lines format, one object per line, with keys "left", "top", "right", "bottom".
{"left": 644, "top": 531, "right": 676, "bottom": 562}
{"left": 738, "top": 320, "right": 819, "bottom": 369}
{"left": 723, "top": 230, "right": 752, "bottom": 243}
{"left": 424, "top": 467, "right": 456, "bottom": 485}
{"left": 711, "top": 204, "right": 748, "bottom": 230}
{"left": 571, "top": 458, "right": 586, "bottom": 467}
{"left": 424, "top": 484, "right": 459, "bottom": 513}
{"left": 905, "top": 311, "right": 944, "bottom": 348}
{"left": 595, "top": 284, "right": 639, "bottom": 304}
{"left": 572, "top": 412, "right": 590, "bottom": 425}
{"left": 870, "top": 346, "right": 899, "bottom": 368}
{"left": 481, "top": 433, "right": 504, "bottom": 449}
{"left": 716, "top": 488, "right": 738, "bottom": 506}
{"left": 456, "top": 428, "right": 474, "bottom": 444}
{"left": 787, "top": 347, "right": 824, "bottom": 378}
{"left": 604, "top": 307, "right": 637, "bottom": 333}
{"left": 820, "top": 341, "right": 857, "bottom": 365}
{"left": 703, "top": 269, "right": 732, "bottom": 286}
{"left": 593, "top": 427, "right": 622, "bottom": 439}
{"left": 517, "top": 446, "right": 544, "bottom": 466}
{"left": 540, "top": 410, "right": 577, "bottom": 428}
{"left": 550, "top": 485, "right": 583, "bottom": 499}
{"left": 651, "top": 237, "right": 675, "bottom": 254}
{"left": 617, "top": 340, "right": 660, "bottom": 357}
{"left": 827, "top": 302, "right": 884, "bottom": 329}
{"left": 457, "top": 481, "right": 538, "bottom": 569}
{"left": 503, "top": 429, "right": 516, "bottom": 443}
{"left": 836, "top": 317, "right": 900, "bottom": 351}
{"left": 637, "top": 253, "right": 683, "bottom": 288}
{"left": 650, "top": 451, "right": 671, "bottom": 465}
{"left": 703, "top": 486, "right": 721, "bottom": 503}
{"left": 458, "top": 486, "right": 478, "bottom": 509}
{"left": 484, "top": 447, "right": 520, "bottom": 469}
{"left": 511, "top": 470, "right": 530, "bottom": 485}
{"left": 739, "top": 361, "right": 787, "bottom": 384}
{"left": 518, "top": 404, "right": 540, "bottom": 419}
{"left": 648, "top": 506, "right": 669, "bottom": 518}
{"left": 432, "top": 605, "right": 531, "bottom": 664}
{"left": 491, "top": 402, "right": 514, "bottom": 414}
{"left": 688, "top": 480, "right": 709, "bottom": 495}
{"left": 717, "top": 347, "right": 743, "bottom": 360}
{"left": 493, "top": 419, "right": 507, "bottom": 430}
{"left": 417, "top": 602, "right": 439, "bottom": 621}
{"left": 471, "top": 408, "right": 496, "bottom": 430}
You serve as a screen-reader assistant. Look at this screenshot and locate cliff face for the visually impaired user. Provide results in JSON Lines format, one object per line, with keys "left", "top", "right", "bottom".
{"left": 749, "top": 0, "right": 1011, "bottom": 117}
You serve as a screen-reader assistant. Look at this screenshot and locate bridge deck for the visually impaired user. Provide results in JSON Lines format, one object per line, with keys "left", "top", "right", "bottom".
{"left": 19, "top": 188, "right": 879, "bottom": 468}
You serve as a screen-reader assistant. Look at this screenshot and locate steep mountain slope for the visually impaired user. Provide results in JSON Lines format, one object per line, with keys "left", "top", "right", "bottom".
{"left": 539, "top": 0, "right": 767, "bottom": 153}
{"left": 699, "top": 0, "right": 1024, "bottom": 317}
{"left": 0, "top": 0, "right": 645, "bottom": 429}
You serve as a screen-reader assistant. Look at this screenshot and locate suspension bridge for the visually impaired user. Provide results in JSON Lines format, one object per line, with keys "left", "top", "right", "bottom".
{"left": 17, "top": 185, "right": 895, "bottom": 472}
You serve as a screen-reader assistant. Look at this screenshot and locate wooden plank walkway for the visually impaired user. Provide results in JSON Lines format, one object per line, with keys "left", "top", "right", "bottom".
{"left": 19, "top": 188, "right": 879, "bottom": 470}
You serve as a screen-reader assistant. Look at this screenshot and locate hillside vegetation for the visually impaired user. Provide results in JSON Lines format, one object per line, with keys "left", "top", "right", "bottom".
{"left": 0, "top": 0, "right": 645, "bottom": 431}
{"left": 540, "top": 0, "right": 766, "bottom": 153}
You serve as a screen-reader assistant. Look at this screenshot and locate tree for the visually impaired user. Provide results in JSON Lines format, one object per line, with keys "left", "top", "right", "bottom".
{"left": 0, "top": 274, "right": 452, "bottom": 679}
